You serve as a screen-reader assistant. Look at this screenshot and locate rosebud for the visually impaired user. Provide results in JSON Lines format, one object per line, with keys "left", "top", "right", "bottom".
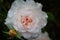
{"left": 9, "top": 29, "right": 17, "bottom": 37}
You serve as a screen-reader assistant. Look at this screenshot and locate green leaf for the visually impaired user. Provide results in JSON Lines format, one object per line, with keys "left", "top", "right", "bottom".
{"left": 41, "top": 27, "right": 46, "bottom": 33}
{"left": 46, "top": 12, "right": 55, "bottom": 21}
{"left": 16, "top": 32, "right": 24, "bottom": 40}
{"left": 2, "top": 31, "right": 9, "bottom": 34}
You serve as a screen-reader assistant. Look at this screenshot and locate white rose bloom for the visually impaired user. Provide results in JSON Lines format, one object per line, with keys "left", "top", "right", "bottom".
{"left": 5, "top": 0, "right": 50, "bottom": 40}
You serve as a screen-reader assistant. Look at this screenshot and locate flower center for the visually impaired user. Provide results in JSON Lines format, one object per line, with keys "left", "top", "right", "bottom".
{"left": 21, "top": 16, "right": 33, "bottom": 27}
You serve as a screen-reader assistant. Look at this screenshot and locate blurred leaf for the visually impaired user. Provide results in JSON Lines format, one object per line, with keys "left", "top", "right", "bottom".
{"left": 46, "top": 12, "right": 55, "bottom": 21}
{"left": 41, "top": 27, "right": 46, "bottom": 33}
{"left": 2, "top": 31, "right": 9, "bottom": 34}
{"left": 0, "top": 0, "right": 3, "bottom": 5}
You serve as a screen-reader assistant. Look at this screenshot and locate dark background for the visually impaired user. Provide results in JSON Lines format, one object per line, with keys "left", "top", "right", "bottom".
{"left": 0, "top": 0, "right": 60, "bottom": 40}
